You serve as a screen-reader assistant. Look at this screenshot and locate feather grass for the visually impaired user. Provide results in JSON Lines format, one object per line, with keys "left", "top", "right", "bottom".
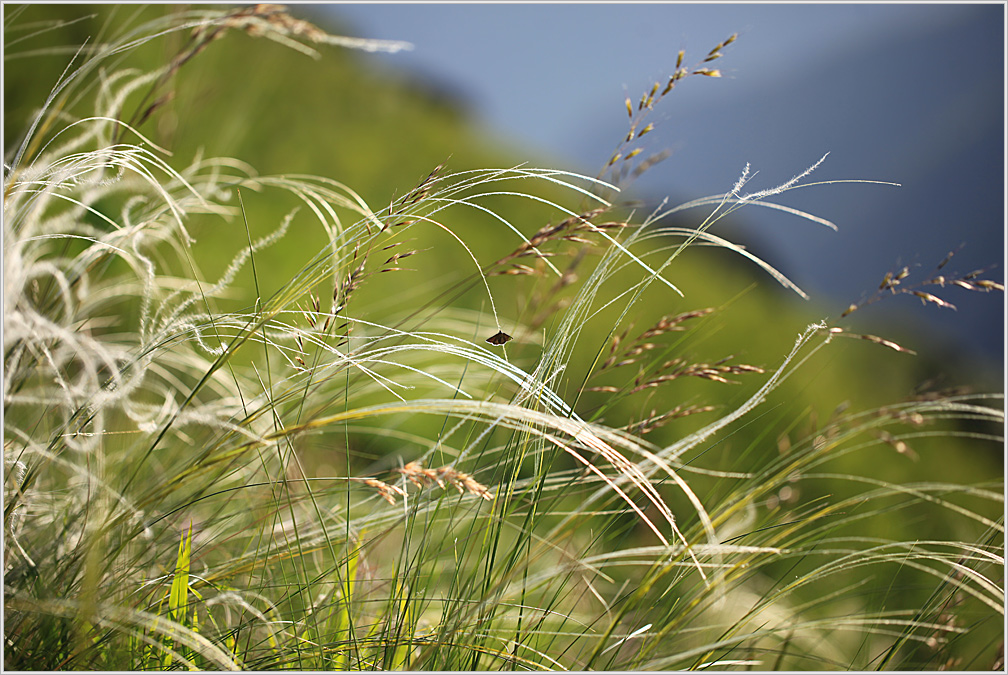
{"left": 4, "top": 6, "right": 1002, "bottom": 671}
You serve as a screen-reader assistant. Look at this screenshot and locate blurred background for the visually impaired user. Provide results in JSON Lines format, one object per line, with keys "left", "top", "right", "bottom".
{"left": 323, "top": 3, "right": 1005, "bottom": 371}
{"left": 4, "top": 2, "right": 1003, "bottom": 392}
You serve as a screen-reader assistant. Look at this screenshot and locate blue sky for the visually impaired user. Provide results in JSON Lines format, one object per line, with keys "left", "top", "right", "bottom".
{"left": 329, "top": 4, "right": 949, "bottom": 166}
{"left": 324, "top": 3, "right": 1004, "bottom": 366}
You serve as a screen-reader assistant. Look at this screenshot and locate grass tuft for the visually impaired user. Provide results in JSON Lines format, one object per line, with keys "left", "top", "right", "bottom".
{"left": 4, "top": 7, "right": 1002, "bottom": 671}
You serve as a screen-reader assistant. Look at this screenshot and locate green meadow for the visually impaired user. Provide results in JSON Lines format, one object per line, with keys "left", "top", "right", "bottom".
{"left": 4, "top": 5, "right": 1003, "bottom": 670}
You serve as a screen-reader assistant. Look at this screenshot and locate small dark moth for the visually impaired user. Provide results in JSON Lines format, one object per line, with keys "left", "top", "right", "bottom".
{"left": 485, "top": 330, "right": 513, "bottom": 346}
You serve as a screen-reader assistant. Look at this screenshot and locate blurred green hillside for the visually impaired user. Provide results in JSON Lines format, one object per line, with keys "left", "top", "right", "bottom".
{"left": 5, "top": 3, "right": 1001, "bottom": 542}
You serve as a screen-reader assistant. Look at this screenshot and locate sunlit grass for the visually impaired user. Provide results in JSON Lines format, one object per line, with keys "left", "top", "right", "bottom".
{"left": 3, "top": 5, "right": 1003, "bottom": 671}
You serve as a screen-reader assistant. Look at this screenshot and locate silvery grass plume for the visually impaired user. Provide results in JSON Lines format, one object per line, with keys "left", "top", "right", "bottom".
{"left": 4, "top": 6, "right": 1003, "bottom": 671}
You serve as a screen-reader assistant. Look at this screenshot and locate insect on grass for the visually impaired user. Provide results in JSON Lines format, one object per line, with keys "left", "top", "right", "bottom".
{"left": 485, "top": 330, "right": 512, "bottom": 346}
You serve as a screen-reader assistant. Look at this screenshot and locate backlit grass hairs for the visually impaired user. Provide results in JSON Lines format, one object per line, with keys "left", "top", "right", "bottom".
{"left": 4, "top": 6, "right": 1002, "bottom": 671}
